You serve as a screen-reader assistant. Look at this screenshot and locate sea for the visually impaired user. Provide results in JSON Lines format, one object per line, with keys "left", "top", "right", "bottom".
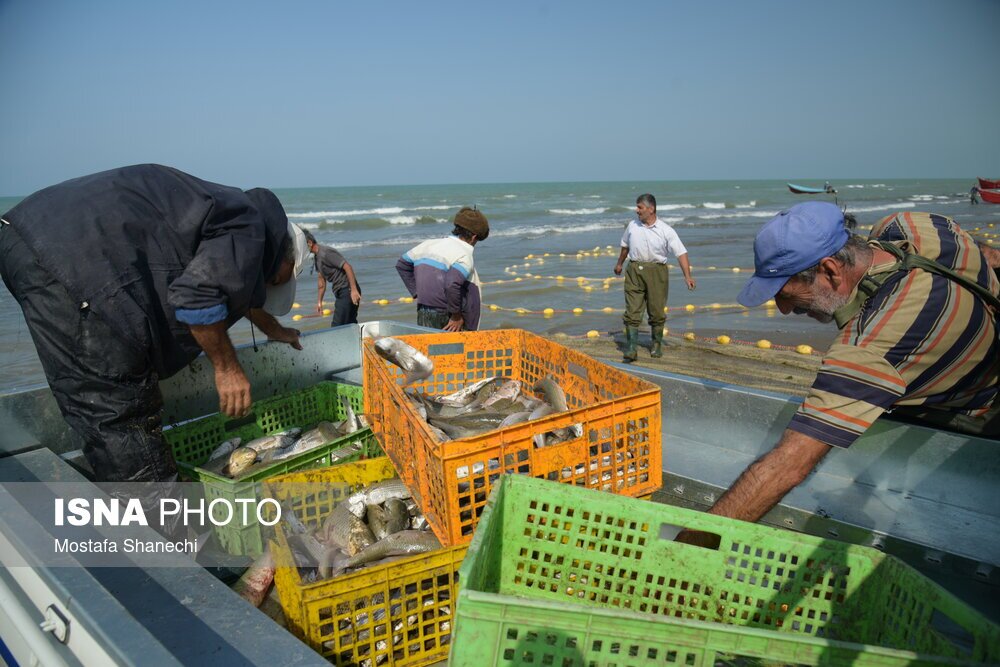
{"left": 2, "top": 178, "right": 997, "bottom": 393}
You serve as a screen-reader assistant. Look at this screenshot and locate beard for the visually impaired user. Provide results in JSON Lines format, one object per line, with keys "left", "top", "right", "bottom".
{"left": 802, "top": 286, "right": 852, "bottom": 324}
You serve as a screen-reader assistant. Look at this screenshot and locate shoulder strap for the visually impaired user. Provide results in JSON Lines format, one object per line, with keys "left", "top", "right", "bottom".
{"left": 833, "top": 241, "right": 1000, "bottom": 328}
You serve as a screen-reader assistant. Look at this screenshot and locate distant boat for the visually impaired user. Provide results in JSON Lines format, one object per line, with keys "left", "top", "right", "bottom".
{"left": 977, "top": 177, "right": 1000, "bottom": 190}
{"left": 979, "top": 188, "right": 1000, "bottom": 204}
{"left": 787, "top": 182, "right": 837, "bottom": 195}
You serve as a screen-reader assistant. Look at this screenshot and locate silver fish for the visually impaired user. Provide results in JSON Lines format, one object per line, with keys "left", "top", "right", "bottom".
{"left": 339, "top": 396, "right": 361, "bottom": 434}
{"left": 245, "top": 429, "right": 301, "bottom": 454}
{"left": 428, "top": 411, "right": 509, "bottom": 439}
{"left": 319, "top": 546, "right": 351, "bottom": 579}
{"left": 322, "top": 502, "right": 375, "bottom": 555}
{"left": 426, "top": 423, "right": 451, "bottom": 442}
{"left": 374, "top": 337, "right": 434, "bottom": 385}
{"left": 271, "top": 421, "right": 342, "bottom": 461}
{"left": 206, "top": 437, "right": 241, "bottom": 462}
{"left": 342, "top": 531, "right": 441, "bottom": 569}
{"left": 481, "top": 380, "right": 522, "bottom": 409}
{"left": 281, "top": 502, "right": 327, "bottom": 564}
{"left": 499, "top": 410, "right": 533, "bottom": 427}
{"left": 436, "top": 377, "right": 499, "bottom": 407}
{"left": 346, "top": 478, "right": 411, "bottom": 517}
{"left": 534, "top": 376, "right": 583, "bottom": 440}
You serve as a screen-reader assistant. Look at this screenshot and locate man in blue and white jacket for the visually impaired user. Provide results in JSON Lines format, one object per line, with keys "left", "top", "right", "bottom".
{"left": 396, "top": 207, "right": 489, "bottom": 331}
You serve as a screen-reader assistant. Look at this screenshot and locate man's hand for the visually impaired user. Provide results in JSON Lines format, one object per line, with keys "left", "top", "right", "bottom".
{"left": 316, "top": 300, "right": 324, "bottom": 314}
{"left": 443, "top": 315, "right": 464, "bottom": 332}
{"left": 614, "top": 263, "right": 623, "bottom": 276}
{"left": 215, "top": 365, "right": 252, "bottom": 418}
{"left": 350, "top": 288, "right": 362, "bottom": 306}
{"left": 685, "top": 277, "right": 697, "bottom": 290}
{"left": 268, "top": 326, "right": 303, "bottom": 350}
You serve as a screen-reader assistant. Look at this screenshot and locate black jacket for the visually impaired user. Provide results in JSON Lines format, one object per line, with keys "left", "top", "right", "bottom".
{"left": 3, "top": 164, "right": 288, "bottom": 378}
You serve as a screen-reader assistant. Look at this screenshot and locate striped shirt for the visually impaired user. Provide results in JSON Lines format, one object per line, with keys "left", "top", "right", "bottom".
{"left": 790, "top": 211, "right": 1000, "bottom": 448}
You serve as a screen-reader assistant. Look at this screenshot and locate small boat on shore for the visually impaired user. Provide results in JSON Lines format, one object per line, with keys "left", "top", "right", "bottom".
{"left": 787, "top": 182, "right": 836, "bottom": 195}
{"left": 979, "top": 188, "right": 1000, "bottom": 204}
{"left": 977, "top": 177, "right": 1000, "bottom": 190}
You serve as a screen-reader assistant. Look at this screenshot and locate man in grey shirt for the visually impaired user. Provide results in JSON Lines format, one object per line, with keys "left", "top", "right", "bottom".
{"left": 303, "top": 230, "right": 363, "bottom": 326}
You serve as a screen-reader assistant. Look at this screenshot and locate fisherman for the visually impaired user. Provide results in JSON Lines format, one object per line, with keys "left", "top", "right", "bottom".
{"left": 302, "top": 229, "right": 363, "bottom": 326}
{"left": 0, "top": 164, "right": 308, "bottom": 484}
{"left": 613, "top": 193, "right": 695, "bottom": 362}
{"left": 396, "top": 207, "right": 488, "bottom": 332}
{"left": 970, "top": 185, "right": 980, "bottom": 205}
{"left": 683, "top": 202, "right": 999, "bottom": 542}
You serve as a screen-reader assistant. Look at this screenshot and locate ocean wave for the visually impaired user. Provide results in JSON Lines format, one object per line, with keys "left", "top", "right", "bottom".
{"left": 735, "top": 201, "right": 757, "bottom": 208}
{"left": 693, "top": 210, "right": 780, "bottom": 220}
{"left": 287, "top": 207, "right": 405, "bottom": 219}
{"left": 547, "top": 207, "right": 609, "bottom": 216}
{"left": 845, "top": 184, "right": 887, "bottom": 189}
{"left": 702, "top": 202, "right": 727, "bottom": 209}
{"left": 494, "top": 221, "right": 622, "bottom": 238}
{"left": 503, "top": 194, "right": 517, "bottom": 198}
{"left": 314, "top": 215, "right": 443, "bottom": 230}
{"left": 657, "top": 203, "right": 696, "bottom": 211}
{"left": 848, "top": 202, "right": 916, "bottom": 213}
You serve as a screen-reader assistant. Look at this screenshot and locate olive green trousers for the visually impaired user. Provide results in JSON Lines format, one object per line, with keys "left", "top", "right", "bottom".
{"left": 623, "top": 261, "right": 668, "bottom": 328}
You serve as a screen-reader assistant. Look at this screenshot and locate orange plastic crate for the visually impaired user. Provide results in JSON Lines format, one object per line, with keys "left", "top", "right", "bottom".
{"left": 362, "top": 329, "right": 661, "bottom": 546}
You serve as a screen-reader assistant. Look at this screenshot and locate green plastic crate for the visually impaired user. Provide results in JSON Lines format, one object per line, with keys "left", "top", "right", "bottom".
{"left": 163, "top": 381, "right": 379, "bottom": 557}
{"left": 452, "top": 475, "right": 1000, "bottom": 666}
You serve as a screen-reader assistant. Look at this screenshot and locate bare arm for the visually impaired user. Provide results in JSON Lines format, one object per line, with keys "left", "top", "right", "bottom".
{"left": 712, "top": 429, "right": 831, "bottom": 522}
{"left": 676, "top": 253, "right": 696, "bottom": 290}
{"left": 614, "top": 247, "right": 629, "bottom": 275}
{"left": 978, "top": 242, "right": 1000, "bottom": 270}
{"left": 188, "top": 322, "right": 252, "bottom": 418}
{"left": 247, "top": 308, "right": 302, "bottom": 350}
{"left": 316, "top": 274, "right": 327, "bottom": 312}
{"left": 343, "top": 262, "right": 362, "bottom": 306}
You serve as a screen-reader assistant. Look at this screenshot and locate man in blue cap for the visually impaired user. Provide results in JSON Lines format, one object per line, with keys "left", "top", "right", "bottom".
{"left": 686, "top": 202, "right": 999, "bottom": 535}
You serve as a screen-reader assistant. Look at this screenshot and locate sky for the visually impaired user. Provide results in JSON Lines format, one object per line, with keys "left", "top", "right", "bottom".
{"left": 1, "top": 0, "right": 998, "bottom": 196}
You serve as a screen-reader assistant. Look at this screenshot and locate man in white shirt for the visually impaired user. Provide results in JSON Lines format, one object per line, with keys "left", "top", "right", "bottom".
{"left": 613, "top": 193, "right": 695, "bottom": 361}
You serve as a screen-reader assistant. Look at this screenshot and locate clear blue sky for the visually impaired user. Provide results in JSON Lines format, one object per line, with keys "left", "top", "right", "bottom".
{"left": 1, "top": 0, "right": 998, "bottom": 195}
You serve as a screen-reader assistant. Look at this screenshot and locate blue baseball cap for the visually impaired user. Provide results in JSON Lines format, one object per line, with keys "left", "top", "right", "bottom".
{"left": 737, "top": 202, "right": 849, "bottom": 307}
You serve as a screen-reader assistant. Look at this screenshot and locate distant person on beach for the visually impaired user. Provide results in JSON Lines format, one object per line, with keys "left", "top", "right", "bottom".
{"left": 303, "top": 229, "right": 362, "bottom": 326}
{"left": 970, "top": 185, "right": 980, "bottom": 204}
{"left": 396, "top": 207, "right": 488, "bottom": 331}
{"left": 679, "top": 202, "right": 999, "bottom": 545}
{"left": 0, "top": 164, "right": 306, "bottom": 484}
{"left": 614, "top": 193, "right": 695, "bottom": 362}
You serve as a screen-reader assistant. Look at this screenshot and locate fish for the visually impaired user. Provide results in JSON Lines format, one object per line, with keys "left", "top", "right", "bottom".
{"left": 270, "top": 421, "right": 342, "bottom": 461}
{"left": 322, "top": 502, "right": 375, "bottom": 555}
{"left": 346, "top": 478, "right": 411, "bottom": 517}
{"left": 281, "top": 502, "right": 327, "bottom": 564}
{"left": 382, "top": 498, "right": 410, "bottom": 536}
{"left": 206, "top": 437, "right": 241, "bottom": 462}
{"left": 436, "top": 377, "right": 500, "bottom": 407}
{"left": 428, "top": 411, "right": 510, "bottom": 439}
{"left": 245, "top": 429, "right": 302, "bottom": 455}
{"left": 367, "top": 503, "right": 389, "bottom": 540}
{"left": 339, "top": 396, "right": 361, "bottom": 434}
{"left": 481, "top": 380, "right": 522, "bottom": 409}
{"left": 319, "top": 546, "right": 351, "bottom": 579}
{"left": 342, "top": 531, "right": 442, "bottom": 569}
{"left": 499, "top": 410, "right": 533, "bottom": 428}
{"left": 426, "top": 423, "right": 451, "bottom": 442}
{"left": 534, "top": 376, "right": 583, "bottom": 440}
{"left": 373, "top": 337, "right": 434, "bottom": 385}
{"left": 232, "top": 547, "right": 275, "bottom": 608}
{"left": 227, "top": 446, "right": 259, "bottom": 477}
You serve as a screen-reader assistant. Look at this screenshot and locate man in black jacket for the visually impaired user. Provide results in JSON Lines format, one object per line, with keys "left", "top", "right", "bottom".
{"left": 0, "top": 164, "right": 306, "bottom": 483}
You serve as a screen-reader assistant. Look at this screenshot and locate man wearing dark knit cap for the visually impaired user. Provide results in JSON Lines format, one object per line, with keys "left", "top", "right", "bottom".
{"left": 396, "top": 207, "right": 488, "bottom": 331}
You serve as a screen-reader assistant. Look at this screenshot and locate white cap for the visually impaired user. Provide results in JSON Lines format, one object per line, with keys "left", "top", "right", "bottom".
{"left": 262, "top": 222, "right": 309, "bottom": 316}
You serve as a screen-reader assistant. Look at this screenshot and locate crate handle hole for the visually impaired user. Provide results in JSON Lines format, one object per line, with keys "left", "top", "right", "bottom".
{"left": 660, "top": 522, "right": 721, "bottom": 551}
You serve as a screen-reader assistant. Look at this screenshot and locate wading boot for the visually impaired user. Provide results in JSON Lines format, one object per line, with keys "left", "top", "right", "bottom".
{"left": 623, "top": 326, "right": 638, "bottom": 362}
{"left": 650, "top": 324, "right": 664, "bottom": 358}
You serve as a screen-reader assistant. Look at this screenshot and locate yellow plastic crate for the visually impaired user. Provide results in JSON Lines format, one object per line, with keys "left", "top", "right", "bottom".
{"left": 266, "top": 458, "right": 466, "bottom": 666}
{"left": 363, "top": 329, "right": 662, "bottom": 546}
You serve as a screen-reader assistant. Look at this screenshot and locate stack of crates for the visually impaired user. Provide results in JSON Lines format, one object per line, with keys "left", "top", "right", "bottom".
{"left": 451, "top": 475, "right": 1000, "bottom": 666}
{"left": 362, "top": 329, "right": 662, "bottom": 546}
{"left": 266, "top": 457, "right": 466, "bottom": 667}
{"left": 164, "top": 381, "right": 379, "bottom": 556}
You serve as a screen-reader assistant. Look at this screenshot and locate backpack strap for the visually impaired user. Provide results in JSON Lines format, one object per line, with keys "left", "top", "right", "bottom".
{"left": 833, "top": 241, "right": 1000, "bottom": 329}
